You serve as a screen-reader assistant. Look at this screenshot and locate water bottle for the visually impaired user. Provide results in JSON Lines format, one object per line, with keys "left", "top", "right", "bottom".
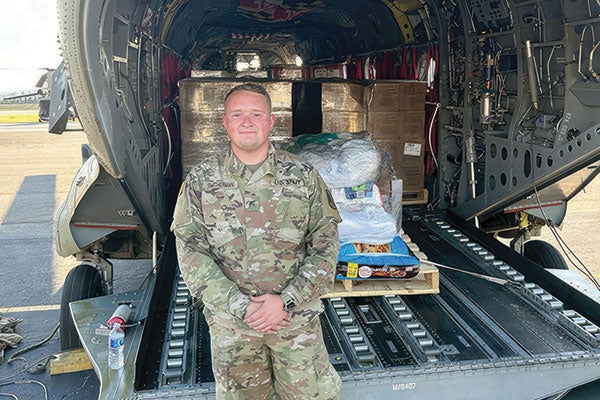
{"left": 108, "top": 322, "right": 125, "bottom": 370}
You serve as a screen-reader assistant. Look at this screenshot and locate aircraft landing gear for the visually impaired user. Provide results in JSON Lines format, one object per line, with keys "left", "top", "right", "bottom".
{"left": 523, "top": 240, "right": 569, "bottom": 270}
{"left": 59, "top": 264, "right": 106, "bottom": 350}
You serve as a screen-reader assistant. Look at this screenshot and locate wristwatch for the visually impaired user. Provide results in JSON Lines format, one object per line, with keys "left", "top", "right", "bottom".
{"left": 281, "top": 294, "right": 297, "bottom": 312}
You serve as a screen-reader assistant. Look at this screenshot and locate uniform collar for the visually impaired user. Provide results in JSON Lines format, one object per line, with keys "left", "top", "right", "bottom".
{"left": 226, "top": 144, "right": 277, "bottom": 181}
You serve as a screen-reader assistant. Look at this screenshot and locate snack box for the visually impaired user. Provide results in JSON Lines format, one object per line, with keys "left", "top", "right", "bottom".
{"left": 336, "top": 236, "right": 420, "bottom": 281}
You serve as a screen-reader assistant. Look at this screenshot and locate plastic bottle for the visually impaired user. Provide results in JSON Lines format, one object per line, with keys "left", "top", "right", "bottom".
{"left": 108, "top": 322, "right": 125, "bottom": 370}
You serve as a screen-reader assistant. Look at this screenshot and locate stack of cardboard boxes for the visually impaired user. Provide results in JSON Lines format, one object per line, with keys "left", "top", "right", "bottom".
{"left": 177, "top": 78, "right": 426, "bottom": 197}
{"left": 268, "top": 65, "right": 305, "bottom": 80}
{"left": 365, "top": 82, "right": 426, "bottom": 193}
{"left": 321, "top": 82, "right": 366, "bottom": 133}
{"left": 178, "top": 79, "right": 294, "bottom": 174}
{"left": 320, "top": 80, "right": 427, "bottom": 195}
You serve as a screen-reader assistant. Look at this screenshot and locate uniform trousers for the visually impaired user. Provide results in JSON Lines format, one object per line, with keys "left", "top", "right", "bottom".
{"left": 209, "top": 315, "right": 341, "bottom": 400}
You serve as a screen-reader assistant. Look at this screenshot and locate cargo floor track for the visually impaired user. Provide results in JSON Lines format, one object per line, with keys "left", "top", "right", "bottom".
{"left": 131, "top": 213, "right": 600, "bottom": 399}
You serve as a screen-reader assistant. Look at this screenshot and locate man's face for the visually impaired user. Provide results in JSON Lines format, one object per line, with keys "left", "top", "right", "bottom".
{"left": 222, "top": 90, "right": 274, "bottom": 160}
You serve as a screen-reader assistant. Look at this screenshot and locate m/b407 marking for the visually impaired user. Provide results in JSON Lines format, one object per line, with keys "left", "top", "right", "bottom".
{"left": 392, "top": 382, "right": 417, "bottom": 391}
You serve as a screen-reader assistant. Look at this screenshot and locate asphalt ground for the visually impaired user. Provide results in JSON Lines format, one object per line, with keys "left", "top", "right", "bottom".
{"left": 0, "top": 104, "right": 39, "bottom": 123}
{"left": 0, "top": 121, "right": 150, "bottom": 399}
{"left": 0, "top": 118, "right": 598, "bottom": 399}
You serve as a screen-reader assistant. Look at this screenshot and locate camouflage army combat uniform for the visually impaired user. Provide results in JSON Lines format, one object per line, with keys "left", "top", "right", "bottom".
{"left": 171, "top": 144, "right": 342, "bottom": 399}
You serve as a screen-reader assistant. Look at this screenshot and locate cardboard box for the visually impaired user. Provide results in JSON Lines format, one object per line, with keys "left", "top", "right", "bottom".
{"left": 180, "top": 109, "right": 293, "bottom": 174}
{"left": 180, "top": 111, "right": 229, "bottom": 143}
{"left": 365, "top": 81, "right": 426, "bottom": 111}
{"left": 321, "top": 110, "right": 366, "bottom": 133}
{"left": 181, "top": 110, "right": 292, "bottom": 139}
{"left": 367, "top": 111, "right": 425, "bottom": 140}
{"left": 268, "top": 65, "right": 305, "bottom": 80}
{"left": 321, "top": 82, "right": 366, "bottom": 112}
{"left": 178, "top": 78, "right": 293, "bottom": 112}
{"left": 309, "top": 63, "right": 347, "bottom": 79}
{"left": 181, "top": 137, "right": 230, "bottom": 176}
{"left": 373, "top": 138, "right": 425, "bottom": 192}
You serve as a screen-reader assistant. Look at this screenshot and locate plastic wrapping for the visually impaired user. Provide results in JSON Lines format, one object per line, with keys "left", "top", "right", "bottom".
{"left": 332, "top": 184, "right": 398, "bottom": 245}
{"left": 287, "top": 132, "right": 398, "bottom": 244}
{"left": 337, "top": 205, "right": 398, "bottom": 244}
{"left": 336, "top": 236, "right": 420, "bottom": 280}
{"left": 338, "top": 236, "right": 416, "bottom": 264}
{"left": 293, "top": 132, "right": 382, "bottom": 188}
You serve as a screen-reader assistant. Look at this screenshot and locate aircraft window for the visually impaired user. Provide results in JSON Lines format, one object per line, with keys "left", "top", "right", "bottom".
{"left": 490, "top": 143, "right": 497, "bottom": 159}
{"left": 524, "top": 150, "right": 531, "bottom": 178}
{"left": 236, "top": 53, "right": 261, "bottom": 72}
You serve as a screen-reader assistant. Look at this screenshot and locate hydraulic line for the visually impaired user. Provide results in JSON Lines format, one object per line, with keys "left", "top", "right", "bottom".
{"left": 525, "top": 40, "right": 539, "bottom": 110}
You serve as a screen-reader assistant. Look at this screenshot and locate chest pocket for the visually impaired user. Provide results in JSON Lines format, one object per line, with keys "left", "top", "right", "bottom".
{"left": 201, "top": 188, "right": 245, "bottom": 250}
{"left": 271, "top": 186, "right": 310, "bottom": 246}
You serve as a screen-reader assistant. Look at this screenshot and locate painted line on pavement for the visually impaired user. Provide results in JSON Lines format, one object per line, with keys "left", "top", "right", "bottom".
{"left": 0, "top": 304, "right": 61, "bottom": 313}
{"left": 0, "top": 114, "right": 39, "bottom": 123}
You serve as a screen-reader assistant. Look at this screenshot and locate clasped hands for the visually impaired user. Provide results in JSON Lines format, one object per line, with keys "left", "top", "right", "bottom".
{"left": 243, "top": 294, "right": 291, "bottom": 334}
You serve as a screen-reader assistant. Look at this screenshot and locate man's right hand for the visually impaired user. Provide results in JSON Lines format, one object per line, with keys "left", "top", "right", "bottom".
{"left": 243, "top": 294, "right": 290, "bottom": 334}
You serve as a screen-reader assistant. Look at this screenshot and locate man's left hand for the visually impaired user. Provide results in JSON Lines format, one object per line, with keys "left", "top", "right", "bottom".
{"left": 243, "top": 294, "right": 290, "bottom": 333}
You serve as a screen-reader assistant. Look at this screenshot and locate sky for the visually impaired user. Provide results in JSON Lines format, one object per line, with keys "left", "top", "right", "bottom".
{"left": 0, "top": 1, "right": 61, "bottom": 93}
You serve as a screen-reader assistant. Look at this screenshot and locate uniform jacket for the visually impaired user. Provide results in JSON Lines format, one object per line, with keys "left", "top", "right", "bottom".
{"left": 171, "top": 144, "right": 341, "bottom": 332}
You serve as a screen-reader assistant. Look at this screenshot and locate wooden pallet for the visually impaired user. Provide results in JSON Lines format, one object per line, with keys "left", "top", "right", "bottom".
{"left": 402, "top": 188, "right": 428, "bottom": 205}
{"left": 322, "top": 262, "right": 439, "bottom": 298}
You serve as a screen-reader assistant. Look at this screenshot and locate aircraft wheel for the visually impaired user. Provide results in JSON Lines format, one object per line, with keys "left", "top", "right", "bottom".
{"left": 81, "top": 143, "right": 92, "bottom": 163}
{"left": 523, "top": 240, "right": 569, "bottom": 270}
{"left": 60, "top": 264, "right": 105, "bottom": 350}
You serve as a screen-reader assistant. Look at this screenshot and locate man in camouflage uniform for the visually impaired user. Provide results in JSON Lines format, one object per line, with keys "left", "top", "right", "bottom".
{"left": 171, "top": 82, "right": 342, "bottom": 399}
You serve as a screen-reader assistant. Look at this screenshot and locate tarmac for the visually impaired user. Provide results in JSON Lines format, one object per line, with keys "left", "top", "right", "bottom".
{"left": 0, "top": 111, "right": 598, "bottom": 399}
{"left": 0, "top": 119, "right": 149, "bottom": 399}
{"left": 0, "top": 104, "right": 39, "bottom": 123}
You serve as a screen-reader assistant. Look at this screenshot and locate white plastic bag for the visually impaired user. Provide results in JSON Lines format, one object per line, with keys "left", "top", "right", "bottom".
{"left": 296, "top": 133, "right": 382, "bottom": 188}
{"left": 331, "top": 184, "right": 398, "bottom": 245}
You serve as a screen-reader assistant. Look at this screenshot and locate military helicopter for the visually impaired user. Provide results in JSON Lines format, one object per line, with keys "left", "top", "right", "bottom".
{"left": 2, "top": 64, "right": 77, "bottom": 131}
{"left": 53, "top": 1, "right": 600, "bottom": 398}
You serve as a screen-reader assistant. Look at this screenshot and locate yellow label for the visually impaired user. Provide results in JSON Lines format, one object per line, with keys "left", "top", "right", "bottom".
{"left": 347, "top": 262, "right": 358, "bottom": 278}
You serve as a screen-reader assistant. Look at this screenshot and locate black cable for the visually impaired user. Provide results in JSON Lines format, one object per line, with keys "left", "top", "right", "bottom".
{"left": 0, "top": 355, "right": 49, "bottom": 383}
{"left": 0, "top": 323, "right": 60, "bottom": 384}
{"left": 527, "top": 139, "right": 600, "bottom": 290}
{"left": 7, "top": 324, "right": 59, "bottom": 365}
{"left": 119, "top": 71, "right": 157, "bottom": 147}
{"left": 547, "top": 219, "right": 600, "bottom": 289}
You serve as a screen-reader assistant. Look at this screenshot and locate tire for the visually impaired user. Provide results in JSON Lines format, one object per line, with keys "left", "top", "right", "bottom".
{"left": 523, "top": 240, "right": 569, "bottom": 270}
{"left": 81, "top": 143, "right": 92, "bottom": 163}
{"left": 60, "top": 264, "right": 105, "bottom": 350}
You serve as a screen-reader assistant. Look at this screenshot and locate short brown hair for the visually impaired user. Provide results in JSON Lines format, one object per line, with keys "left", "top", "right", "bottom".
{"left": 224, "top": 83, "right": 272, "bottom": 112}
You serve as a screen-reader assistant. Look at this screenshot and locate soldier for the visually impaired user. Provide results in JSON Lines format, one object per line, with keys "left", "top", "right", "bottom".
{"left": 171, "top": 82, "right": 342, "bottom": 399}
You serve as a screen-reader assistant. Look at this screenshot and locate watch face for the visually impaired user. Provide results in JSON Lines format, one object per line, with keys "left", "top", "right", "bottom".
{"left": 285, "top": 300, "right": 296, "bottom": 311}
